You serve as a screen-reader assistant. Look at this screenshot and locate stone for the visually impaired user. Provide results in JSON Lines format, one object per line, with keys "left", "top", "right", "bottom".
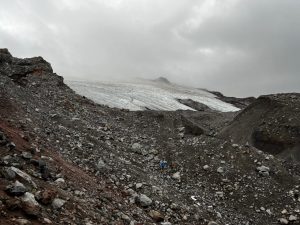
{"left": 208, "top": 221, "right": 219, "bottom": 225}
{"left": 10, "top": 167, "right": 37, "bottom": 188}
{"left": 217, "top": 167, "right": 224, "bottom": 173}
{"left": 136, "top": 194, "right": 152, "bottom": 207}
{"left": 43, "top": 218, "right": 52, "bottom": 224}
{"left": 132, "top": 143, "right": 142, "bottom": 150}
{"left": 135, "top": 183, "right": 143, "bottom": 189}
{"left": 121, "top": 213, "right": 131, "bottom": 222}
{"left": 21, "top": 152, "right": 32, "bottom": 160}
{"left": 203, "top": 165, "right": 210, "bottom": 170}
{"left": 279, "top": 218, "right": 289, "bottom": 224}
{"left": 149, "top": 210, "right": 164, "bottom": 222}
{"left": 39, "top": 161, "right": 50, "bottom": 180}
{"left": 96, "top": 159, "right": 108, "bottom": 172}
{"left": 14, "top": 218, "right": 30, "bottom": 225}
{"left": 21, "top": 192, "right": 39, "bottom": 206}
{"left": 170, "top": 203, "right": 178, "bottom": 210}
{"left": 232, "top": 144, "right": 239, "bottom": 148}
{"left": 52, "top": 198, "right": 66, "bottom": 209}
{"left": 6, "top": 180, "right": 27, "bottom": 196}
{"left": 215, "top": 191, "right": 224, "bottom": 198}
{"left": 1, "top": 167, "right": 16, "bottom": 180}
{"left": 74, "top": 190, "right": 84, "bottom": 196}
{"left": 54, "top": 178, "right": 65, "bottom": 184}
{"left": 0, "top": 48, "right": 12, "bottom": 64}
{"left": 35, "top": 189, "right": 57, "bottom": 205}
{"left": 7, "top": 142, "right": 16, "bottom": 150}
{"left": 21, "top": 201, "right": 40, "bottom": 217}
{"left": 132, "top": 143, "right": 145, "bottom": 154}
{"left": 149, "top": 149, "right": 158, "bottom": 155}
{"left": 257, "top": 166, "right": 270, "bottom": 176}
{"left": 266, "top": 209, "right": 272, "bottom": 215}
{"left": 172, "top": 172, "right": 181, "bottom": 181}
{"left": 289, "top": 215, "right": 297, "bottom": 221}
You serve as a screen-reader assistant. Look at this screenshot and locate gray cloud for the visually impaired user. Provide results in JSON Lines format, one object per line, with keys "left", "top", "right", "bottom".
{"left": 0, "top": 0, "right": 299, "bottom": 97}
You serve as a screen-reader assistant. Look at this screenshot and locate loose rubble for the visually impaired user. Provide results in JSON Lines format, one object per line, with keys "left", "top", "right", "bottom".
{"left": 1, "top": 49, "right": 300, "bottom": 224}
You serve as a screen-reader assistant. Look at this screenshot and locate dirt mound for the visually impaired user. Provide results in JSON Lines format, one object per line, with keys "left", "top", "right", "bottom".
{"left": 220, "top": 94, "right": 300, "bottom": 160}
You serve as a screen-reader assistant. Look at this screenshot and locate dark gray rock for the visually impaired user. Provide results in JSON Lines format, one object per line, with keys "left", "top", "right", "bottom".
{"left": 0, "top": 48, "right": 12, "bottom": 64}
{"left": 1, "top": 167, "right": 16, "bottom": 180}
{"left": 6, "top": 181, "right": 27, "bottom": 196}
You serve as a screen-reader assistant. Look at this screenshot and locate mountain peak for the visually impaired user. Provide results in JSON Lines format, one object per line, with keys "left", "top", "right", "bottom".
{"left": 153, "top": 76, "right": 171, "bottom": 84}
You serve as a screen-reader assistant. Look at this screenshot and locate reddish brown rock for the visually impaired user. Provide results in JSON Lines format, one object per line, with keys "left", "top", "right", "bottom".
{"left": 149, "top": 210, "right": 164, "bottom": 222}
{"left": 35, "top": 189, "right": 57, "bottom": 205}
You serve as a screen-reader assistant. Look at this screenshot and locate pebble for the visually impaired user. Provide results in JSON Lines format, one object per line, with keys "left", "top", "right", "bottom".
{"left": 35, "top": 189, "right": 57, "bottom": 205}
{"left": 289, "top": 215, "right": 297, "bottom": 221}
{"left": 203, "top": 165, "right": 210, "bottom": 170}
{"left": 10, "top": 167, "right": 37, "bottom": 188}
{"left": 21, "top": 152, "right": 33, "bottom": 160}
{"left": 6, "top": 180, "right": 27, "bottom": 196}
{"left": 135, "top": 183, "right": 143, "bottom": 189}
{"left": 257, "top": 166, "right": 270, "bottom": 176}
{"left": 21, "top": 192, "right": 39, "bottom": 206}
{"left": 43, "top": 218, "right": 52, "bottom": 224}
{"left": 54, "top": 178, "right": 65, "bottom": 184}
{"left": 149, "top": 210, "right": 164, "bottom": 222}
{"left": 279, "top": 218, "right": 289, "bottom": 224}
{"left": 172, "top": 172, "right": 181, "bottom": 181}
{"left": 208, "top": 221, "right": 219, "bottom": 225}
{"left": 96, "top": 159, "right": 107, "bottom": 172}
{"left": 121, "top": 213, "right": 131, "bottom": 222}
{"left": 217, "top": 167, "right": 224, "bottom": 173}
{"left": 215, "top": 191, "right": 224, "bottom": 198}
{"left": 132, "top": 143, "right": 142, "bottom": 151}
{"left": 232, "top": 144, "right": 239, "bottom": 148}
{"left": 136, "top": 194, "right": 152, "bottom": 207}
{"left": 52, "top": 198, "right": 66, "bottom": 209}
{"left": 14, "top": 218, "right": 30, "bottom": 225}
{"left": 2, "top": 167, "right": 16, "bottom": 180}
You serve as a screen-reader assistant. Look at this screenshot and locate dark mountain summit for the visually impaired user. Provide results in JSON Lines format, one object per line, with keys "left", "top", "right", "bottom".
{"left": 1, "top": 49, "right": 300, "bottom": 225}
{"left": 153, "top": 76, "right": 171, "bottom": 84}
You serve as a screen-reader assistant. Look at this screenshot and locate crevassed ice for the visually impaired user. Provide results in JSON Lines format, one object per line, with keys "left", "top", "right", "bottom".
{"left": 66, "top": 80, "right": 240, "bottom": 112}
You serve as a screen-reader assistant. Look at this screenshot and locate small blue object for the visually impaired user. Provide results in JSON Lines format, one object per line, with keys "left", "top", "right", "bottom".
{"left": 159, "top": 160, "right": 167, "bottom": 169}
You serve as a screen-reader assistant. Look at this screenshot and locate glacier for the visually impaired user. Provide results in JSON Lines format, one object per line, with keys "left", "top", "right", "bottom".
{"left": 66, "top": 79, "right": 240, "bottom": 112}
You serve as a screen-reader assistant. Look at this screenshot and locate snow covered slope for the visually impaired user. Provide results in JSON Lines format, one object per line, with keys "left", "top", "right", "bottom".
{"left": 66, "top": 79, "right": 240, "bottom": 112}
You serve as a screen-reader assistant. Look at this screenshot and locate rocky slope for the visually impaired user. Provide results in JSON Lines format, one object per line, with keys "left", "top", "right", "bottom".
{"left": 220, "top": 94, "right": 300, "bottom": 161}
{"left": 1, "top": 49, "right": 300, "bottom": 225}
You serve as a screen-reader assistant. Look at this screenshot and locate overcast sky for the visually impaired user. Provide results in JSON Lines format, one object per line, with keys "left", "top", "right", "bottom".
{"left": 1, "top": 0, "right": 299, "bottom": 97}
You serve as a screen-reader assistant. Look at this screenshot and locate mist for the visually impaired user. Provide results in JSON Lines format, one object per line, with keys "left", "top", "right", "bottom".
{"left": 1, "top": 0, "right": 300, "bottom": 97}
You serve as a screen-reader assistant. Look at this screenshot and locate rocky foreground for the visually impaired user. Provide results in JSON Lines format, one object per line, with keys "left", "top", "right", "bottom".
{"left": 0, "top": 49, "right": 300, "bottom": 225}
